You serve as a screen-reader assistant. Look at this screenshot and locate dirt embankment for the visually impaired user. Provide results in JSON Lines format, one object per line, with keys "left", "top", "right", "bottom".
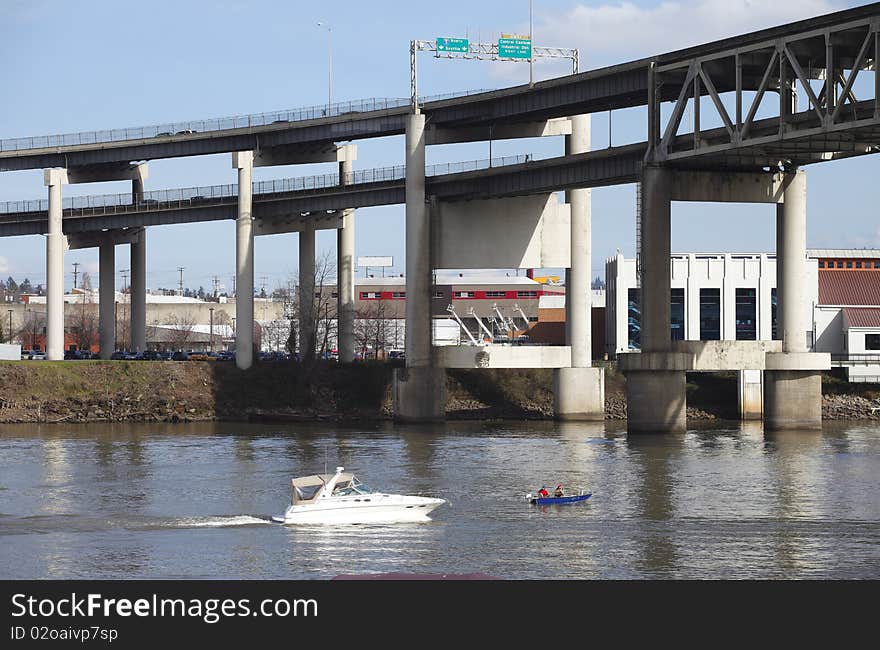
{"left": 0, "top": 361, "right": 877, "bottom": 424}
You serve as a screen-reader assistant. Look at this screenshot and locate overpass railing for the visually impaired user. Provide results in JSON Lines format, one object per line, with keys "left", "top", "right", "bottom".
{"left": 0, "top": 154, "right": 535, "bottom": 217}
{"left": 0, "top": 89, "right": 495, "bottom": 153}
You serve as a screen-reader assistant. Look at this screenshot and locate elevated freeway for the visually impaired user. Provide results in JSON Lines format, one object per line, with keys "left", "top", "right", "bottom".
{"left": 1, "top": 3, "right": 878, "bottom": 430}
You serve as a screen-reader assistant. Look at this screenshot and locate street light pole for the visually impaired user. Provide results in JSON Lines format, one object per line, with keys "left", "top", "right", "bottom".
{"left": 209, "top": 307, "right": 214, "bottom": 353}
{"left": 529, "top": 0, "right": 534, "bottom": 87}
{"left": 317, "top": 21, "right": 332, "bottom": 112}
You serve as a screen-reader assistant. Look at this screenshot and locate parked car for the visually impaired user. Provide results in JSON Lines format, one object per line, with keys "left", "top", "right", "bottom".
{"left": 22, "top": 349, "right": 46, "bottom": 360}
{"left": 171, "top": 351, "right": 189, "bottom": 361}
{"left": 155, "top": 131, "right": 172, "bottom": 137}
{"left": 140, "top": 350, "right": 163, "bottom": 361}
{"left": 176, "top": 129, "right": 197, "bottom": 135}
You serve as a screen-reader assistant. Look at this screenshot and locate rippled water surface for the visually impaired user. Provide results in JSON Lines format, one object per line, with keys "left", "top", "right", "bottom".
{"left": 1, "top": 420, "right": 878, "bottom": 579}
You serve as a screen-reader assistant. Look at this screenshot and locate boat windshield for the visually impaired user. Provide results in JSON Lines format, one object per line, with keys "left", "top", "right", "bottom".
{"left": 332, "top": 477, "right": 374, "bottom": 496}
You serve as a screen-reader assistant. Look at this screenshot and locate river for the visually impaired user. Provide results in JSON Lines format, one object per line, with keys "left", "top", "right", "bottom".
{"left": 1, "top": 420, "right": 878, "bottom": 579}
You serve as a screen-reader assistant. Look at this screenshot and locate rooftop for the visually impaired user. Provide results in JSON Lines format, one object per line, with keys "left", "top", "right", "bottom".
{"left": 818, "top": 272, "right": 880, "bottom": 306}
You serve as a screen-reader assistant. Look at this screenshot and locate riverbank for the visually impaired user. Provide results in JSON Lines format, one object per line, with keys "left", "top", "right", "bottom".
{"left": 0, "top": 360, "right": 878, "bottom": 423}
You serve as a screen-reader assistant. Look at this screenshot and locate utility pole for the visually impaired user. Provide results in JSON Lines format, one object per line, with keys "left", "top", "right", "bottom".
{"left": 120, "top": 269, "right": 130, "bottom": 294}
{"left": 212, "top": 276, "right": 220, "bottom": 299}
{"left": 259, "top": 275, "right": 269, "bottom": 297}
{"left": 72, "top": 262, "right": 80, "bottom": 290}
{"left": 177, "top": 267, "right": 185, "bottom": 296}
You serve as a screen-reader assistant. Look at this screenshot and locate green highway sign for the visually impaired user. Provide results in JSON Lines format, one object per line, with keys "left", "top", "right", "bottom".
{"left": 498, "top": 36, "right": 531, "bottom": 59}
{"left": 437, "top": 37, "right": 469, "bottom": 53}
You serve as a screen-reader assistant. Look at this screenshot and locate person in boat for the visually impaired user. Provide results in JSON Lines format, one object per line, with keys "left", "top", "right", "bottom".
{"left": 553, "top": 485, "right": 564, "bottom": 498}
{"left": 537, "top": 486, "right": 549, "bottom": 498}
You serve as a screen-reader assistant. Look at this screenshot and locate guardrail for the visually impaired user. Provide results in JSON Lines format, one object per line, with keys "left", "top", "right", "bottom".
{"left": 831, "top": 354, "right": 880, "bottom": 365}
{"left": 0, "top": 154, "right": 535, "bottom": 217}
{"left": 0, "top": 89, "right": 495, "bottom": 153}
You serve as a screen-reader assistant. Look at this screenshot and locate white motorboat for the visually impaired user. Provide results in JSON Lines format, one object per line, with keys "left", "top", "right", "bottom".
{"left": 271, "top": 466, "right": 446, "bottom": 525}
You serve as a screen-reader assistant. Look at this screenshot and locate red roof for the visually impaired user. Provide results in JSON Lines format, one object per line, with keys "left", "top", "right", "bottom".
{"left": 843, "top": 308, "right": 880, "bottom": 328}
{"left": 818, "top": 271, "right": 880, "bottom": 306}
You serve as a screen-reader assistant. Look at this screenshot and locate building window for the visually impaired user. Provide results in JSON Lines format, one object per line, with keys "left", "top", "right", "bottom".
{"left": 392, "top": 292, "right": 406, "bottom": 299}
{"left": 867, "top": 334, "right": 880, "bottom": 351}
{"left": 453, "top": 291, "right": 474, "bottom": 299}
{"left": 846, "top": 261, "right": 853, "bottom": 268}
{"left": 314, "top": 292, "right": 322, "bottom": 298}
{"left": 855, "top": 261, "right": 863, "bottom": 269}
{"left": 517, "top": 291, "right": 538, "bottom": 298}
{"left": 360, "top": 292, "right": 379, "bottom": 300}
{"left": 485, "top": 291, "right": 506, "bottom": 298}
{"left": 331, "top": 292, "right": 338, "bottom": 298}
{"left": 818, "top": 260, "right": 825, "bottom": 268}
{"left": 671, "top": 288, "right": 685, "bottom": 341}
{"left": 837, "top": 261, "right": 844, "bottom": 268}
{"left": 771, "top": 288, "right": 778, "bottom": 340}
{"left": 875, "top": 262, "right": 880, "bottom": 269}
{"left": 700, "top": 288, "right": 721, "bottom": 341}
{"left": 627, "top": 288, "right": 640, "bottom": 350}
{"left": 735, "top": 288, "right": 757, "bottom": 340}
{"left": 432, "top": 291, "right": 444, "bottom": 298}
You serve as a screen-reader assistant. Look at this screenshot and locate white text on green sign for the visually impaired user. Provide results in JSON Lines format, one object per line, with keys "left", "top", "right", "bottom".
{"left": 437, "top": 37, "right": 469, "bottom": 53}
{"left": 498, "top": 37, "right": 531, "bottom": 59}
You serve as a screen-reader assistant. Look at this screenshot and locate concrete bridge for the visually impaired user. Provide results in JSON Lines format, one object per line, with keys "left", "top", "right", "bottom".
{"left": 1, "top": 2, "right": 878, "bottom": 431}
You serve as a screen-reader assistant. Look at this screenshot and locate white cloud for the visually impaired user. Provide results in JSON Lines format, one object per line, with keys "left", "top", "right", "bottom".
{"left": 535, "top": 0, "right": 841, "bottom": 69}
{"left": 0, "top": 256, "right": 9, "bottom": 274}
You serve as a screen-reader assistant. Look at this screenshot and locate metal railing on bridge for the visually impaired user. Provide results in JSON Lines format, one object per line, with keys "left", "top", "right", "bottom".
{"left": 831, "top": 354, "right": 880, "bottom": 366}
{"left": 0, "top": 89, "right": 494, "bottom": 153}
{"left": 0, "top": 153, "right": 535, "bottom": 217}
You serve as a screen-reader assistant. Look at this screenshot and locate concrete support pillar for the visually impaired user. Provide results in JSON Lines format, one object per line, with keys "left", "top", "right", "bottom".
{"left": 130, "top": 176, "right": 146, "bottom": 353}
{"left": 623, "top": 166, "right": 686, "bottom": 433}
{"left": 337, "top": 158, "right": 356, "bottom": 363}
{"left": 98, "top": 244, "right": 115, "bottom": 359}
{"left": 555, "top": 114, "right": 604, "bottom": 420}
{"left": 778, "top": 171, "right": 807, "bottom": 354}
{"left": 393, "top": 112, "right": 445, "bottom": 421}
{"left": 44, "top": 169, "right": 67, "bottom": 361}
{"left": 640, "top": 166, "right": 673, "bottom": 353}
{"left": 233, "top": 151, "right": 254, "bottom": 370}
{"left": 765, "top": 170, "right": 822, "bottom": 430}
{"left": 299, "top": 224, "right": 316, "bottom": 360}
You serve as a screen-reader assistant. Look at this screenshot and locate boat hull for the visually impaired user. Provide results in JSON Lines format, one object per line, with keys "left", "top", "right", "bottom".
{"left": 273, "top": 495, "right": 445, "bottom": 525}
{"left": 529, "top": 493, "right": 592, "bottom": 505}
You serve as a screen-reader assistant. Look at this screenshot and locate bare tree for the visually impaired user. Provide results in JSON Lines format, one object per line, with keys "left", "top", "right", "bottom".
{"left": 167, "top": 313, "right": 196, "bottom": 350}
{"left": 69, "top": 306, "right": 99, "bottom": 352}
{"left": 297, "top": 250, "right": 337, "bottom": 365}
{"left": 355, "top": 299, "right": 392, "bottom": 360}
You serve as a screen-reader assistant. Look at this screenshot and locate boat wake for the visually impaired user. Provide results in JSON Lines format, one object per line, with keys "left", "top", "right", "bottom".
{"left": 170, "top": 515, "right": 273, "bottom": 528}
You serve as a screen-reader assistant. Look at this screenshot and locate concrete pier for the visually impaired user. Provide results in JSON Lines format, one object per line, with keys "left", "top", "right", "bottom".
{"left": 233, "top": 151, "right": 254, "bottom": 370}
{"left": 298, "top": 223, "right": 316, "bottom": 361}
{"left": 337, "top": 157, "right": 355, "bottom": 364}
{"left": 555, "top": 114, "right": 604, "bottom": 420}
{"left": 623, "top": 165, "right": 686, "bottom": 433}
{"left": 99, "top": 243, "right": 115, "bottom": 359}
{"left": 44, "top": 169, "right": 67, "bottom": 361}
{"left": 393, "top": 112, "right": 446, "bottom": 420}
{"left": 764, "top": 171, "right": 824, "bottom": 430}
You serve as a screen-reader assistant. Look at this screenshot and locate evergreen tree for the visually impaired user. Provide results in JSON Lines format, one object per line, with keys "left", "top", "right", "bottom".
{"left": 6, "top": 277, "right": 18, "bottom": 293}
{"left": 19, "top": 278, "right": 33, "bottom": 294}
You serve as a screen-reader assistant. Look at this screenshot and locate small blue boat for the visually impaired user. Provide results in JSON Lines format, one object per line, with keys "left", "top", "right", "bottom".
{"left": 527, "top": 490, "right": 592, "bottom": 505}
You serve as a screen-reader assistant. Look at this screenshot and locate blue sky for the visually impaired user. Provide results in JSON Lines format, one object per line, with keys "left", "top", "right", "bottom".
{"left": 0, "top": 0, "right": 874, "bottom": 293}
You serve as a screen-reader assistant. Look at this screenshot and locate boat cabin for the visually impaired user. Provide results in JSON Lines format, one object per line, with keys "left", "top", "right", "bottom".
{"left": 289, "top": 469, "right": 375, "bottom": 505}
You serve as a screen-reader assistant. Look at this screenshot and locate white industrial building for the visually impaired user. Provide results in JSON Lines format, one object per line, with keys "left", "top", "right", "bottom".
{"left": 605, "top": 249, "right": 880, "bottom": 382}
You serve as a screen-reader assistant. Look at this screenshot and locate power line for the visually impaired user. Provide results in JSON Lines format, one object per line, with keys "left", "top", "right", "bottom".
{"left": 177, "top": 267, "right": 186, "bottom": 295}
